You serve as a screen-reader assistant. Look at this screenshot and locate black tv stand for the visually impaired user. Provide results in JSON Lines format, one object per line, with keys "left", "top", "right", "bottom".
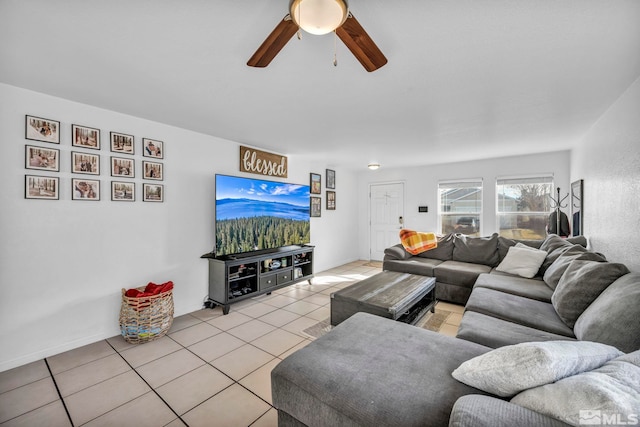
{"left": 204, "top": 245, "right": 314, "bottom": 314}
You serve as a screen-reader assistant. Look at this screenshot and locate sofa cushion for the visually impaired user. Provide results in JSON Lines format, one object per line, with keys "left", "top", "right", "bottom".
{"left": 434, "top": 261, "right": 492, "bottom": 288}
{"left": 542, "top": 245, "right": 607, "bottom": 290}
{"left": 457, "top": 311, "right": 576, "bottom": 349}
{"left": 511, "top": 350, "right": 640, "bottom": 427}
{"left": 565, "top": 235, "right": 588, "bottom": 247}
{"left": 539, "top": 234, "right": 572, "bottom": 252}
{"left": 574, "top": 273, "right": 640, "bottom": 353}
{"left": 465, "top": 287, "right": 575, "bottom": 337}
{"left": 453, "top": 233, "right": 500, "bottom": 267}
{"left": 450, "top": 395, "right": 571, "bottom": 427}
{"left": 383, "top": 257, "right": 442, "bottom": 277}
{"left": 435, "top": 282, "right": 473, "bottom": 306}
{"left": 417, "top": 233, "right": 454, "bottom": 261}
{"left": 383, "top": 243, "right": 412, "bottom": 260}
{"left": 538, "top": 234, "right": 574, "bottom": 275}
{"left": 271, "top": 312, "right": 491, "bottom": 427}
{"left": 497, "top": 236, "right": 544, "bottom": 262}
{"left": 452, "top": 340, "right": 622, "bottom": 397}
{"left": 495, "top": 244, "right": 547, "bottom": 278}
{"left": 551, "top": 260, "right": 630, "bottom": 328}
{"left": 474, "top": 273, "right": 553, "bottom": 302}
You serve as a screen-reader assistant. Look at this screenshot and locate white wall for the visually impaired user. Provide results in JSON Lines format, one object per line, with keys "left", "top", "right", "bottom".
{"left": 0, "top": 83, "right": 359, "bottom": 372}
{"left": 571, "top": 77, "right": 640, "bottom": 272}
{"left": 357, "top": 151, "right": 571, "bottom": 260}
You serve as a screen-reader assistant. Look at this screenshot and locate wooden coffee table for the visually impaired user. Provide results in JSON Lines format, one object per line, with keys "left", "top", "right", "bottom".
{"left": 330, "top": 271, "right": 436, "bottom": 326}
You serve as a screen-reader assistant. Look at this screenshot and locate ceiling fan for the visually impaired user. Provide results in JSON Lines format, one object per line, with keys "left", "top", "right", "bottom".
{"left": 247, "top": 0, "right": 387, "bottom": 72}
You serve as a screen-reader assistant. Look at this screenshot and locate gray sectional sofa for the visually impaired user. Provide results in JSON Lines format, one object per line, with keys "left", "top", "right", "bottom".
{"left": 382, "top": 232, "right": 588, "bottom": 305}
{"left": 271, "top": 233, "right": 640, "bottom": 426}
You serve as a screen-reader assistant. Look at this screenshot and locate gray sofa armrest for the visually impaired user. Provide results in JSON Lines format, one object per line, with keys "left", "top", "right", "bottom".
{"left": 449, "top": 395, "right": 571, "bottom": 427}
{"left": 383, "top": 243, "right": 412, "bottom": 260}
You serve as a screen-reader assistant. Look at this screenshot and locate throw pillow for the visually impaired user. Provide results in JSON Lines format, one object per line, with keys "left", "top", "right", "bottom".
{"left": 539, "top": 234, "right": 573, "bottom": 253}
{"left": 497, "top": 236, "right": 543, "bottom": 261}
{"left": 565, "top": 235, "right": 588, "bottom": 247}
{"left": 543, "top": 245, "right": 607, "bottom": 290}
{"left": 574, "top": 273, "right": 640, "bottom": 353}
{"left": 495, "top": 244, "right": 547, "bottom": 278}
{"left": 417, "top": 233, "right": 454, "bottom": 260}
{"left": 451, "top": 340, "right": 622, "bottom": 397}
{"left": 452, "top": 233, "right": 500, "bottom": 267}
{"left": 511, "top": 350, "right": 640, "bottom": 427}
{"left": 552, "top": 260, "right": 630, "bottom": 328}
{"left": 538, "top": 234, "right": 576, "bottom": 275}
{"left": 399, "top": 229, "right": 437, "bottom": 255}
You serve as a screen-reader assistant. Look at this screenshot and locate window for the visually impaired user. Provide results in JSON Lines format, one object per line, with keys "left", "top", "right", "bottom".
{"left": 496, "top": 176, "right": 553, "bottom": 239}
{"left": 438, "top": 180, "right": 482, "bottom": 236}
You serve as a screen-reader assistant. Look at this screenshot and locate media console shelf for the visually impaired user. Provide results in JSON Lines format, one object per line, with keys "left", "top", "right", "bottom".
{"left": 203, "top": 245, "right": 314, "bottom": 314}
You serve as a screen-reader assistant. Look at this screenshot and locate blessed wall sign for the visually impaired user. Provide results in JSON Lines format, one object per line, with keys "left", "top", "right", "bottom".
{"left": 239, "top": 146, "right": 288, "bottom": 178}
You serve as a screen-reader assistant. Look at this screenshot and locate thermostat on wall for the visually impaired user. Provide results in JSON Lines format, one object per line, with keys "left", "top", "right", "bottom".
{"left": 418, "top": 206, "right": 428, "bottom": 213}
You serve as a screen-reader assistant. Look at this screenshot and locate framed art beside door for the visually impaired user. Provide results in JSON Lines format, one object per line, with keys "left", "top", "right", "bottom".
{"left": 310, "top": 196, "right": 321, "bottom": 217}
{"left": 326, "top": 169, "right": 335, "bottom": 189}
{"left": 326, "top": 191, "right": 336, "bottom": 210}
{"left": 571, "top": 179, "right": 583, "bottom": 236}
{"left": 310, "top": 173, "right": 321, "bottom": 194}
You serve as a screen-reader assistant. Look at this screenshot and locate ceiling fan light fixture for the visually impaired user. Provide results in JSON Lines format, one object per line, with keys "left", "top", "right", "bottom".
{"left": 290, "top": 0, "right": 348, "bottom": 35}
{"left": 368, "top": 163, "right": 380, "bottom": 170}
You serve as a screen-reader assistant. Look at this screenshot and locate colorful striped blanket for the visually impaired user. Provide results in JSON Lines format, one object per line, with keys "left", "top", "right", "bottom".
{"left": 399, "top": 229, "right": 438, "bottom": 255}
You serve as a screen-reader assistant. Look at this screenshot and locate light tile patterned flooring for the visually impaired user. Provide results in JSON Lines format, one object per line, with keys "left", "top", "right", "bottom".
{"left": 0, "top": 261, "right": 464, "bottom": 427}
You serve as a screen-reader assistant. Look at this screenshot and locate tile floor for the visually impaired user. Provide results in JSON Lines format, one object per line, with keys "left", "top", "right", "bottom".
{"left": 0, "top": 261, "right": 463, "bottom": 427}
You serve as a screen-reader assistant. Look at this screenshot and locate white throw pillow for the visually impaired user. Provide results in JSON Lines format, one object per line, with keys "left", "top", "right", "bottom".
{"left": 451, "top": 341, "right": 623, "bottom": 397}
{"left": 495, "top": 243, "right": 547, "bottom": 278}
{"left": 511, "top": 350, "right": 640, "bottom": 426}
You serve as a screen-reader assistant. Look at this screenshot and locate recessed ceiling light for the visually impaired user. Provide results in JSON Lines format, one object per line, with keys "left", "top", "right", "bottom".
{"left": 368, "top": 163, "right": 380, "bottom": 170}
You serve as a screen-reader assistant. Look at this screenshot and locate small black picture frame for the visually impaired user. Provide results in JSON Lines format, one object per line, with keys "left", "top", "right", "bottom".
{"left": 111, "top": 156, "right": 135, "bottom": 178}
{"left": 326, "top": 191, "right": 336, "bottom": 210}
{"left": 25, "top": 175, "right": 59, "bottom": 200}
{"left": 110, "top": 132, "right": 134, "bottom": 154}
{"left": 310, "top": 196, "right": 321, "bottom": 217}
{"left": 25, "top": 115, "right": 60, "bottom": 144}
{"left": 112, "top": 181, "right": 135, "bottom": 202}
{"left": 143, "top": 183, "right": 164, "bottom": 202}
{"left": 71, "top": 151, "right": 100, "bottom": 175}
{"left": 72, "top": 178, "right": 100, "bottom": 201}
{"left": 142, "top": 160, "right": 163, "bottom": 180}
{"left": 310, "top": 173, "right": 321, "bottom": 194}
{"left": 26, "top": 145, "right": 60, "bottom": 172}
{"left": 326, "top": 169, "right": 335, "bottom": 189}
{"left": 72, "top": 124, "right": 101, "bottom": 149}
{"left": 142, "top": 138, "right": 164, "bottom": 159}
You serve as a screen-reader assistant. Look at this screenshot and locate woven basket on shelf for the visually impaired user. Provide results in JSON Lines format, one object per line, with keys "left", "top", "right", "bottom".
{"left": 119, "top": 286, "right": 174, "bottom": 344}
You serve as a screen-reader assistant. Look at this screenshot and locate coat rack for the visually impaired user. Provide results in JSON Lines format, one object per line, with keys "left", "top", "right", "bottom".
{"left": 548, "top": 187, "right": 569, "bottom": 236}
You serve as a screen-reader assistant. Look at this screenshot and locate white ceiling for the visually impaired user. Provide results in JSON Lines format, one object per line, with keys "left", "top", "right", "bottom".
{"left": 1, "top": 0, "right": 639, "bottom": 170}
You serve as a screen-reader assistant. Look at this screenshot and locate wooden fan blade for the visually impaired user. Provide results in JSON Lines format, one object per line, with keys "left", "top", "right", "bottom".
{"left": 336, "top": 13, "right": 387, "bottom": 72}
{"left": 247, "top": 16, "right": 298, "bottom": 68}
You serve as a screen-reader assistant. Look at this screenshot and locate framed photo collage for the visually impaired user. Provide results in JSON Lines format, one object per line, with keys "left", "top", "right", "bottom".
{"left": 309, "top": 169, "right": 336, "bottom": 217}
{"left": 24, "top": 115, "right": 165, "bottom": 202}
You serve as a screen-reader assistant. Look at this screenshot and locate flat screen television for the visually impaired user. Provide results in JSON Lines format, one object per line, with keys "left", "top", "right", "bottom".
{"left": 215, "top": 174, "right": 311, "bottom": 257}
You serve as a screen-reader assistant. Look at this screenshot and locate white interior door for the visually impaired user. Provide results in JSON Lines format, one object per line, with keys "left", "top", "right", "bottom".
{"left": 369, "top": 182, "right": 405, "bottom": 261}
